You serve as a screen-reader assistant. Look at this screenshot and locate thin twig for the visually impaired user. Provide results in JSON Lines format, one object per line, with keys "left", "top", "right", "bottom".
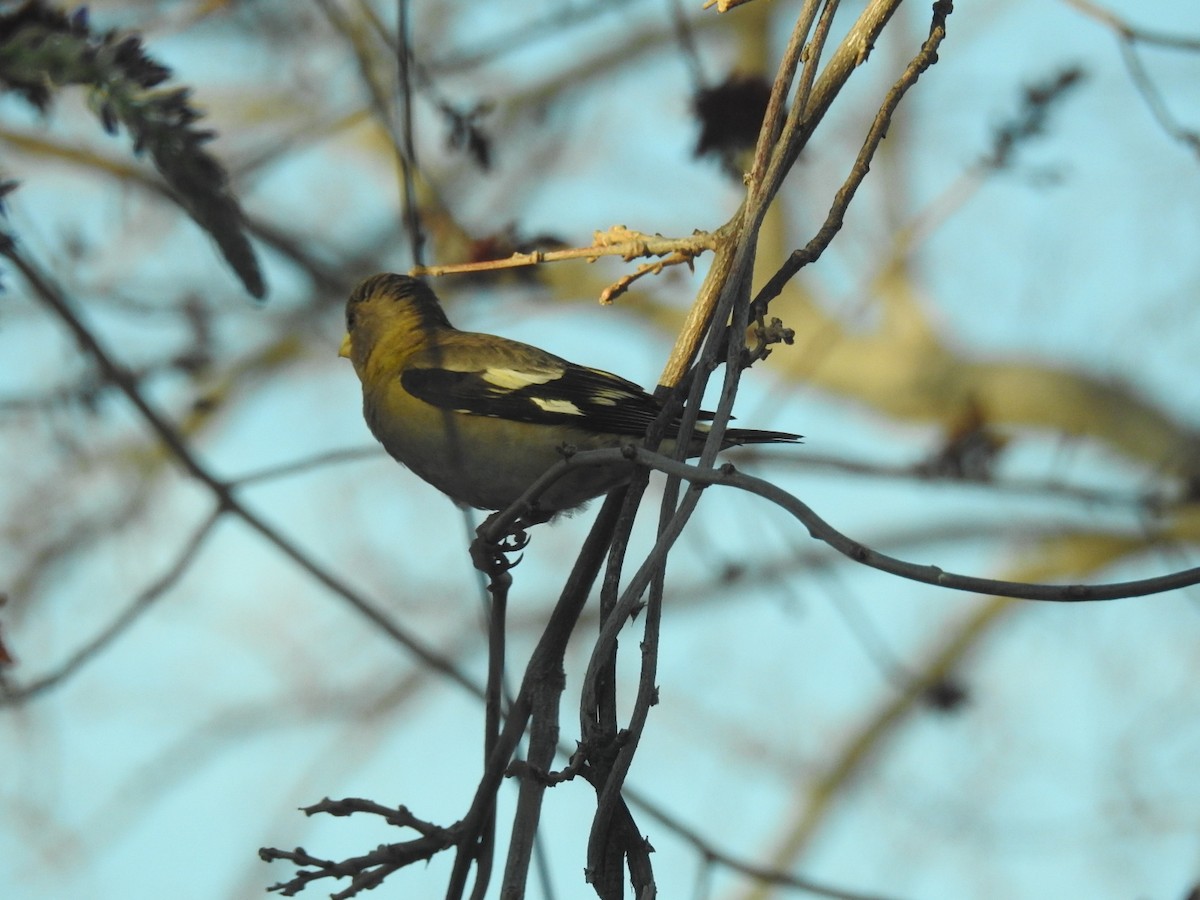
{"left": 1059, "top": 0, "right": 1200, "bottom": 157}
{"left": 231, "top": 447, "right": 380, "bottom": 486}
{"left": 624, "top": 781, "right": 907, "bottom": 900}
{"left": 0, "top": 510, "right": 220, "bottom": 705}
{"left": 411, "top": 226, "right": 718, "bottom": 282}
{"left": 755, "top": 0, "right": 953, "bottom": 305}
{"left": 1117, "top": 39, "right": 1200, "bottom": 159}
{"left": 1061, "top": 0, "right": 1200, "bottom": 50}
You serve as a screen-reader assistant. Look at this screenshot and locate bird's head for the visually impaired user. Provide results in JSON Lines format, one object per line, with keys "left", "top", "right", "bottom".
{"left": 340, "top": 273, "right": 453, "bottom": 370}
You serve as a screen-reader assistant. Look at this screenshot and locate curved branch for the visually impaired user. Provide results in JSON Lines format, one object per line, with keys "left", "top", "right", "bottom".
{"left": 494, "top": 445, "right": 1200, "bottom": 603}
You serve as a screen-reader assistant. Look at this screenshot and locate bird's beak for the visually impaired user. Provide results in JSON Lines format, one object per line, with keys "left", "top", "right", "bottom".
{"left": 338, "top": 333, "right": 352, "bottom": 359}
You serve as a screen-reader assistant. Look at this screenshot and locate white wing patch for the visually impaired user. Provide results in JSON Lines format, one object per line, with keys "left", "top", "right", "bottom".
{"left": 588, "top": 388, "right": 633, "bottom": 406}
{"left": 531, "top": 398, "right": 584, "bottom": 416}
{"left": 481, "top": 367, "right": 560, "bottom": 390}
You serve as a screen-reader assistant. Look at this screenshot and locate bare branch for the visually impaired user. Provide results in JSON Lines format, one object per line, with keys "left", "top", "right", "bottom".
{"left": 493, "top": 445, "right": 1200, "bottom": 603}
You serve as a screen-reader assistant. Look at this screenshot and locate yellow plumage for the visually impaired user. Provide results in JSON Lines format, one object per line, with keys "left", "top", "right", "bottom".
{"left": 340, "top": 273, "right": 799, "bottom": 519}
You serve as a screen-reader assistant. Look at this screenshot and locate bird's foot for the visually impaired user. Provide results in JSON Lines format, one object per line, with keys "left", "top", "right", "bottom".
{"left": 472, "top": 512, "right": 534, "bottom": 575}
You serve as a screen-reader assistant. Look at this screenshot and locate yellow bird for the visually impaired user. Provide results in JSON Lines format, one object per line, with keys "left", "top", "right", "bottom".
{"left": 339, "top": 274, "right": 799, "bottom": 520}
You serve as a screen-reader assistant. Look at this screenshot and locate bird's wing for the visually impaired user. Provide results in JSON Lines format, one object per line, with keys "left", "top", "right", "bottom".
{"left": 401, "top": 332, "right": 670, "bottom": 436}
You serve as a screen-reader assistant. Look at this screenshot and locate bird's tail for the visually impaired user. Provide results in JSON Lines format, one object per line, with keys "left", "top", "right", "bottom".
{"left": 723, "top": 427, "right": 802, "bottom": 446}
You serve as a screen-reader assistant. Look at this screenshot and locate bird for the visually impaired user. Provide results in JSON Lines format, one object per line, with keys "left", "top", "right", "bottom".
{"left": 339, "top": 273, "right": 800, "bottom": 522}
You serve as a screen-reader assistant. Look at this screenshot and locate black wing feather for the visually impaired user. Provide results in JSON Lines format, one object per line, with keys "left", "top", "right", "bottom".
{"left": 402, "top": 362, "right": 674, "bottom": 436}
{"left": 399, "top": 335, "right": 799, "bottom": 445}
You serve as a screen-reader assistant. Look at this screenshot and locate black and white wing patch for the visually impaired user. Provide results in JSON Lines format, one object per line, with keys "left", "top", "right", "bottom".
{"left": 402, "top": 360, "right": 668, "bottom": 436}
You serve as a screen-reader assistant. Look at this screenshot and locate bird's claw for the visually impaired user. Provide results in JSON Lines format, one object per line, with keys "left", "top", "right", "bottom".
{"left": 497, "top": 528, "right": 530, "bottom": 554}
{"left": 471, "top": 523, "right": 530, "bottom": 575}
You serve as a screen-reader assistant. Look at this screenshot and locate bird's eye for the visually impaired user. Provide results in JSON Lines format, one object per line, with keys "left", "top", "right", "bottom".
{"left": 346, "top": 309, "right": 357, "bottom": 331}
